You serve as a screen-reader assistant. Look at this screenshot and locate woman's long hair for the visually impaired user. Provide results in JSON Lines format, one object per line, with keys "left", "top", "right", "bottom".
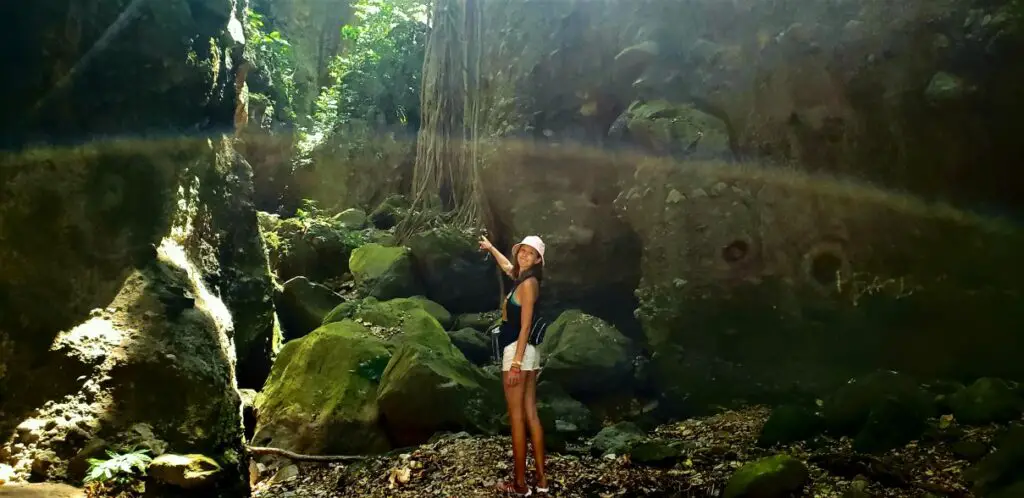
{"left": 512, "top": 259, "right": 544, "bottom": 283}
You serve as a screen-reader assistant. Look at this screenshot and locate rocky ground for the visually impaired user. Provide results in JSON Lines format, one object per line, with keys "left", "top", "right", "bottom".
{"left": 253, "top": 406, "right": 997, "bottom": 497}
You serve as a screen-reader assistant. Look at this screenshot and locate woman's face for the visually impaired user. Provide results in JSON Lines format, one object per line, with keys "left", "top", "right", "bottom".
{"left": 517, "top": 245, "right": 541, "bottom": 270}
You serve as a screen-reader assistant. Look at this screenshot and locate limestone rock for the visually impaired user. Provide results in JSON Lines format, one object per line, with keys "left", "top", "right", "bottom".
{"left": 0, "top": 483, "right": 86, "bottom": 498}
{"left": 538, "top": 310, "right": 632, "bottom": 397}
{"left": 407, "top": 227, "right": 498, "bottom": 313}
{"left": 454, "top": 311, "right": 501, "bottom": 332}
{"left": 852, "top": 395, "right": 929, "bottom": 453}
{"left": 275, "top": 276, "right": 345, "bottom": 341}
{"left": 349, "top": 243, "right": 423, "bottom": 300}
{"left": 628, "top": 439, "right": 687, "bottom": 467}
{"left": 148, "top": 454, "right": 222, "bottom": 490}
{"left": 368, "top": 195, "right": 410, "bottom": 230}
{"left": 757, "top": 405, "right": 825, "bottom": 447}
{"left": 724, "top": 455, "right": 809, "bottom": 498}
{"left": 591, "top": 422, "right": 645, "bottom": 457}
{"left": 376, "top": 314, "right": 503, "bottom": 446}
{"left": 823, "top": 371, "right": 931, "bottom": 436}
{"left": 187, "top": 147, "right": 279, "bottom": 390}
{"left": 448, "top": 328, "right": 492, "bottom": 366}
{"left": 948, "top": 378, "right": 1024, "bottom": 425}
{"left": 323, "top": 296, "right": 452, "bottom": 337}
{"left": 267, "top": 212, "right": 370, "bottom": 283}
{"left": 0, "top": 0, "right": 253, "bottom": 493}
{"left": 965, "top": 426, "right": 1024, "bottom": 497}
{"left": 333, "top": 208, "right": 368, "bottom": 229}
{"left": 252, "top": 321, "right": 392, "bottom": 455}
{"left": 624, "top": 99, "right": 733, "bottom": 160}
{"left": 536, "top": 382, "right": 597, "bottom": 449}
{"left": 925, "top": 71, "right": 966, "bottom": 103}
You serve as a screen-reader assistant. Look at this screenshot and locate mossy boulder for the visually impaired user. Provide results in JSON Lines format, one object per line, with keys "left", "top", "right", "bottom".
{"left": 822, "top": 371, "right": 931, "bottom": 435}
{"left": 368, "top": 194, "right": 410, "bottom": 229}
{"left": 252, "top": 321, "right": 392, "bottom": 455}
{"left": 0, "top": 241, "right": 248, "bottom": 491}
{"left": 333, "top": 208, "right": 367, "bottom": 229}
{"left": 624, "top": 99, "right": 733, "bottom": 160}
{"left": 965, "top": 426, "right": 1024, "bottom": 497}
{"left": 407, "top": 296, "right": 453, "bottom": 329}
{"left": 274, "top": 276, "right": 345, "bottom": 341}
{"left": 628, "top": 439, "right": 687, "bottom": 467}
{"left": 951, "top": 440, "right": 990, "bottom": 462}
{"left": 323, "top": 296, "right": 452, "bottom": 332}
{"left": 266, "top": 212, "right": 371, "bottom": 283}
{"left": 538, "top": 310, "right": 633, "bottom": 397}
{"left": 375, "top": 313, "right": 504, "bottom": 446}
{"left": 449, "top": 328, "right": 492, "bottom": 365}
{"left": 591, "top": 421, "right": 645, "bottom": 457}
{"left": 407, "top": 227, "right": 498, "bottom": 313}
{"left": 349, "top": 243, "right": 423, "bottom": 300}
{"left": 455, "top": 311, "right": 501, "bottom": 332}
{"left": 536, "top": 382, "right": 597, "bottom": 450}
{"left": 852, "top": 395, "right": 930, "bottom": 453}
{"left": 948, "top": 378, "right": 1024, "bottom": 425}
{"left": 757, "top": 405, "right": 825, "bottom": 447}
{"left": 100, "top": 246, "right": 246, "bottom": 454}
{"left": 724, "top": 455, "right": 809, "bottom": 498}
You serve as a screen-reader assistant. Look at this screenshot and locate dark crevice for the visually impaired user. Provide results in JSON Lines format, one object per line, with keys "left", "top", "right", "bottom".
{"left": 722, "top": 239, "right": 750, "bottom": 264}
{"left": 810, "top": 252, "right": 844, "bottom": 287}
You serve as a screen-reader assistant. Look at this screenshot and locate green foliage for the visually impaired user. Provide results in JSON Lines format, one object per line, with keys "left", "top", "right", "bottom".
{"left": 273, "top": 199, "right": 371, "bottom": 261}
{"left": 308, "top": 0, "right": 428, "bottom": 143}
{"left": 245, "top": 9, "right": 298, "bottom": 123}
{"left": 84, "top": 448, "right": 152, "bottom": 485}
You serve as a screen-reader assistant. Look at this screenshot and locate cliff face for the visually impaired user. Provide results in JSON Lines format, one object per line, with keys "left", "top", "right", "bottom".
{"left": 469, "top": 0, "right": 1024, "bottom": 405}
{"left": 479, "top": 0, "right": 1024, "bottom": 206}
{"left": 0, "top": 0, "right": 242, "bottom": 146}
{"left": 0, "top": 0, "right": 277, "bottom": 491}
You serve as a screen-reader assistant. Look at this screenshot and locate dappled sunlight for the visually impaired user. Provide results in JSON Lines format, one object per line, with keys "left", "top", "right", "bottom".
{"left": 3, "top": 0, "right": 1024, "bottom": 496}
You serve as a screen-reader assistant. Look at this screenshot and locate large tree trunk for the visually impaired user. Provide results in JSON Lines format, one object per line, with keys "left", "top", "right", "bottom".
{"left": 407, "top": 0, "right": 486, "bottom": 229}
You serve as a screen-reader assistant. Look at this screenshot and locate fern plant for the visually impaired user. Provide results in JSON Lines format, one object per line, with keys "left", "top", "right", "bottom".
{"left": 84, "top": 448, "right": 152, "bottom": 485}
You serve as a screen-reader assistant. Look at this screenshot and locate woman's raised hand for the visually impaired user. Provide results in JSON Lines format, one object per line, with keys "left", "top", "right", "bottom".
{"left": 478, "top": 235, "right": 494, "bottom": 251}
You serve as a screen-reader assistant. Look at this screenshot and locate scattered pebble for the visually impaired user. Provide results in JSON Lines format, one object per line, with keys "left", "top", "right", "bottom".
{"left": 253, "top": 406, "right": 990, "bottom": 497}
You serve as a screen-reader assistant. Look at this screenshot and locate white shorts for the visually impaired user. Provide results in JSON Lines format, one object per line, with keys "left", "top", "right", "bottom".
{"left": 502, "top": 343, "right": 540, "bottom": 371}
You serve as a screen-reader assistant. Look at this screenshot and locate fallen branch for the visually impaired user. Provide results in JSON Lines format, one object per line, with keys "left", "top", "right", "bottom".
{"left": 246, "top": 445, "right": 368, "bottom": 462}
{"left": 913, "top": 480, "right": 966, "bottom": 498}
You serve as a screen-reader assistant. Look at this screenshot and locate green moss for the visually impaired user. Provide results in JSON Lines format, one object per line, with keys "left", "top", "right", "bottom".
{"left": 263, "top": 201, "right": 372, "bottom": 282}
{"left": 624, "top": 100, "right": 731, "bottom": 157}
{"left": 723, "top": 455, "right": 809, "bottom": 498}
{"left": 949, "top": 378, "right": 1024, "bottom": 425}
{"left": 538, "top": 310, "right": 632, "bottom": 396}
{"left": 350, "top": 243, "right": 408, "bottom": 278}
{"left": 255, "top": 320, "right": 392, "bottom": 454}
{"left": 322, "top": 297, "right": 452, "bottom": 346}
{"left": 407, "top": 296, "right": 453, "bottom": 329}
{"left": 348, "top": 243, "right": 422, "bottom": 299}
{"left": 406, "top": 226, "right": 497, "bottom": 313}
{"left": 395, "top": 307, "right": 452, "bottom": 351}
{"left": 375, "top": 321, "right": 504, "bottom": 442}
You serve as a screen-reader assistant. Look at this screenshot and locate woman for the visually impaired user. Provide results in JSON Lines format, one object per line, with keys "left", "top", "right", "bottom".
{"left": 479, "top": 234, "right": 549, "bottom": 496}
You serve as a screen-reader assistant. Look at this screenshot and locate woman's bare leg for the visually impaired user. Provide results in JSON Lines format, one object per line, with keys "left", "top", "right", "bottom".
{"left": 502, "top": 371, "right": 529, "bottom": 492}
{"left": 523, "top": 371, "right": 547, "bottom": 489}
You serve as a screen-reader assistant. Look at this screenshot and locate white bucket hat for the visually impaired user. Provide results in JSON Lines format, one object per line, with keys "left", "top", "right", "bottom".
{"left": 512, "top": 235, "right": 545, "bottom": 263}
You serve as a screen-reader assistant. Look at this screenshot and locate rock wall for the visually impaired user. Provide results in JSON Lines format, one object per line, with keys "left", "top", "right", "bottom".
{"left": 0, "top": 0, "right": 276, "bottom": 492}
{"left": 617, "top": 157, "right": 1024, "bottom": 408}
{"left": 471, "top": 0, "right": 1024, "bottom": 406}
{"left": 478, "top": 0, "right": 1024, "bottom": 208}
